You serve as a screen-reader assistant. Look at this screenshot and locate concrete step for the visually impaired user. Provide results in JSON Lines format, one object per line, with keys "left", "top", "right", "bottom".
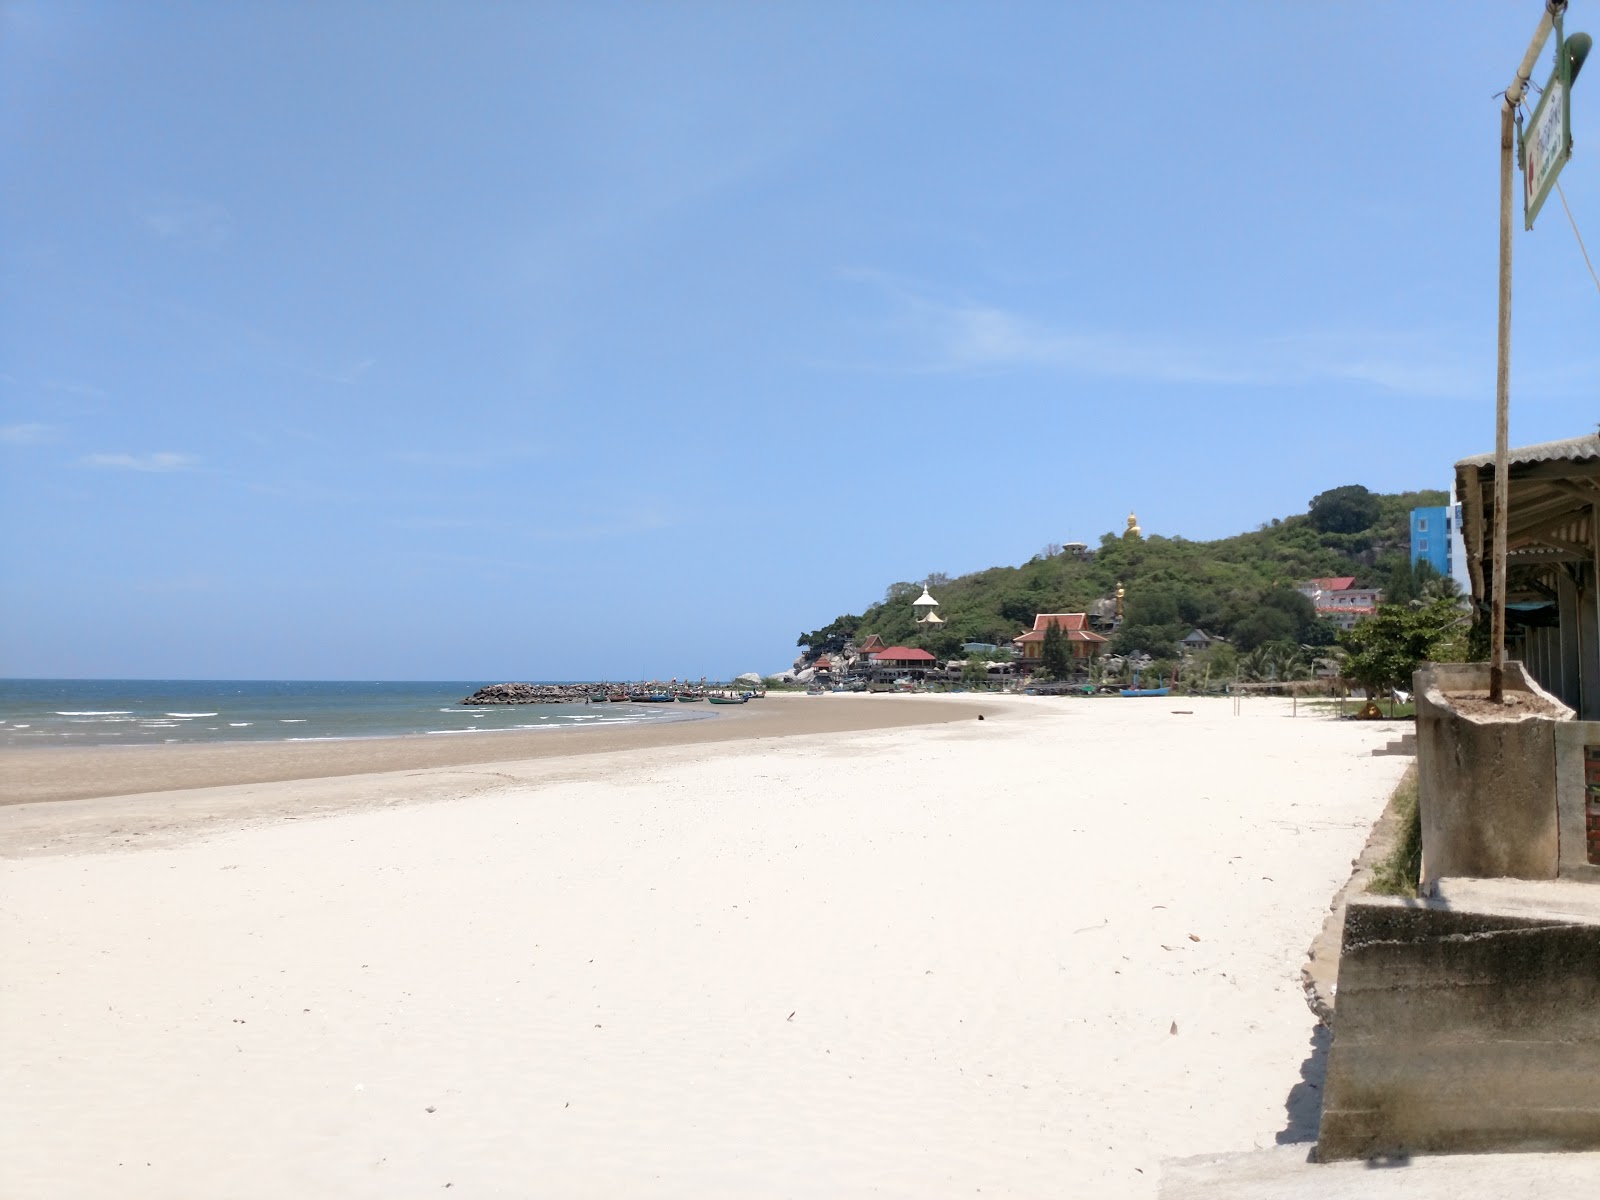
{"left": 1160, "top": 1145, "right": 1600, "bottom": 1198}
{"left": 1371, "top": 732, "right": 1416, "bottom": 757}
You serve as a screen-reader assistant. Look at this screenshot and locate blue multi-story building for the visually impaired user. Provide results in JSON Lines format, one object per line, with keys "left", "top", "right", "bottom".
{"left": 1410, "top": 505, "right": 1454, "bottom": 579}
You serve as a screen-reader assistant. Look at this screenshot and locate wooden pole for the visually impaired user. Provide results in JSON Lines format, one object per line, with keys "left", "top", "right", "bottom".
{"left": 1492, "top": 96, "right": 1515, "bottom": 703}
{"left": 1492, "top": 3, "right": 1561, "bottom": 703}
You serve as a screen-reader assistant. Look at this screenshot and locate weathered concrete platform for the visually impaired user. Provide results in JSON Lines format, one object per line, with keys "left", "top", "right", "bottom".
{"left": 1161, "top": 1144, "right": 1600, "bottom": 1198}
{"left": 1317, "top": 878, "right": 1600, "bottom": 1160}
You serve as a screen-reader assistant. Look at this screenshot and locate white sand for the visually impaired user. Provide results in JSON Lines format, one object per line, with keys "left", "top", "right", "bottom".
{"left": 0, "top": 696, "right": 1410, "bottom": 1198}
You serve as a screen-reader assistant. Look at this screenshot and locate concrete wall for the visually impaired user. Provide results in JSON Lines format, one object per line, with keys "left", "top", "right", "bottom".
{"left": 1416, "top": 662, "right": 1571, "bottom": 891}
{"left": 1553, "top": 721, "right": 1600, "bottom": 882}
{"left": 1319, "top": 885, "right": 1600, "bottom": 1161}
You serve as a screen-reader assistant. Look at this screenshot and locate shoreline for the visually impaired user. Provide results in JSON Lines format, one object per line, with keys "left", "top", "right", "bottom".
{"left": 0, "top": 693, "right": 989, "bottom": 810}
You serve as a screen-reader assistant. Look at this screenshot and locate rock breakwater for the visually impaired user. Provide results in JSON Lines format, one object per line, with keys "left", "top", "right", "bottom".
{"left": 462, "top": 683, "right": 608, "bottom": 705}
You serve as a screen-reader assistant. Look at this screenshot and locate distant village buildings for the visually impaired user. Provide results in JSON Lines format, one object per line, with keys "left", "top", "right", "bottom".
{"left": 1180, "top": 629, "right": 1222, "bottom": 653}
{"left": 1411, "top": 498, "right": 1473, "bottom": 594}
{"left": 1409, "top": 504, "right": 1455, "bottom": 579}
{"left": 789, "top": 503, "right": 1409, "bottom": 688}
{"left": 1296, "top": 576, "right": 1382, "bottom": 631}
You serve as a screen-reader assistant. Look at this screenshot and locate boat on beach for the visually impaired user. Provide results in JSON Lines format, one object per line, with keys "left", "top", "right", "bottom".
{"left": 707, "top": 694, "right": 748, "bottom": 705}
{"left": 1120, "top": 686, "right": 1172, "bottom": 697}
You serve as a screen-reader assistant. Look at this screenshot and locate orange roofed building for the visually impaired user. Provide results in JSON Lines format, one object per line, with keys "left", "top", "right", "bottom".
{"left": 1014, "top": 613, "right": 1107, "bottom": 665}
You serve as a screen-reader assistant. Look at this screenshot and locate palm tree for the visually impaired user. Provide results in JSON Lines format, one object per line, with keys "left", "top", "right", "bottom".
{"left": 1272, "top": 646, "right": 1310, "bottom": 683}
{"left": 1238, "top": 646, "right": 1275, "bottom": 683}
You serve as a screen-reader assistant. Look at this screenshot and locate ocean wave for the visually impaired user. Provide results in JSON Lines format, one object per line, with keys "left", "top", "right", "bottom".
{"left": 166, "top": 712, "right": 218, "bottom": 718}
{"left": 55, "top": 710, "right": 133, "bottom": 716}
{"left": 228, "top": 722, "right": 252, "bottom": 727}
{"left": 280, "top": 719, "right": 307, "bottom": 723}
{"left": 426, "top": 728, "right": 483, "bottom": 735}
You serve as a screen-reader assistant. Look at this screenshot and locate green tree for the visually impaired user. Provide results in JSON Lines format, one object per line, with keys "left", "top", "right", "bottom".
{"left": 1238, "top": 646, "right": 1275, "bottom": 682}
{"left": 1041, "top": 623, "right": 1074, "bottom": 679}
{"left": 913, "top": 629, "right": 965, "bottom": 662}
{"left": 1338, "top": 599, "right": 1470, "bottom": 699}
{"left": 797, "top": 614, "right": 861, "bottom": 655}
{"left": 998, "top": 594, "right": 1038, "bottom": 629}
{"left": 1230, "top": 607, "right": 1298, "bottom": 651}
{"left": 1308, "top": 485, "right": 1381, "bottom": 534}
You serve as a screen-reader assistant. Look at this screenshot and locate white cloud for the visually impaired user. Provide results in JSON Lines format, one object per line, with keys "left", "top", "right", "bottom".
{"left": 395, "top": 517, "right": 482, "bottom": 531}
{"left": 308, "top": 357, "right": 376, "bottom": 385}
{"left": 0, "top": 423, "right": 58, "bottom": 444}
{"left": 139, "top": 195, "right": 233, "bottom": 250}
{"left": 80, "top": 452, "right": 198, "bottom": 472}
{"left": 527, "top": 511, "right": 673, "bottom": 541}
{"left": 839, "top": 271, "right": 1481, "bottom": 398}
{"left": 389, "top": 444, "right": 548, "bottom": 469}
{"left": 42, "top": 378, "right": 108, "bottom": 401}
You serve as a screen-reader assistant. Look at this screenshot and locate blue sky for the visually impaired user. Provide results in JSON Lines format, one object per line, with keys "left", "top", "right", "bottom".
{"left": 4, "top": 1, "right": 1600, "bottom": 680}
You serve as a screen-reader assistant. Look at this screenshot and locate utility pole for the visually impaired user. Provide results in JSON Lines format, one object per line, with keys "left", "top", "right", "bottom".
{"left": 1491, "top": 2, "right": 1565, "bottom": 703}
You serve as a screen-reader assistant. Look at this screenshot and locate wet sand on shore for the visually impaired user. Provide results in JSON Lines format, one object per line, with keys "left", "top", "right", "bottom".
{"left": 0, "top": 693, "right": 984, "bottom": 810}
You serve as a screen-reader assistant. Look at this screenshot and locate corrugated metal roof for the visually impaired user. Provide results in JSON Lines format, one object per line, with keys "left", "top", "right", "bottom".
{"left": 1456, "top": 433, "right": 1600, "bottom": 469}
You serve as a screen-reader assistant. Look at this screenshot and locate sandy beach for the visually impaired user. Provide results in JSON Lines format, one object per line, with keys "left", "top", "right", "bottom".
{"left": 0, "top": 695, "right": 1410, "bottom": 1197}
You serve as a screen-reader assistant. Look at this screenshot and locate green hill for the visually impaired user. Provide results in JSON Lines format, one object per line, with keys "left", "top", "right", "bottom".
{"left": 797, "top": 485, "right": 1450, "bottom": 664}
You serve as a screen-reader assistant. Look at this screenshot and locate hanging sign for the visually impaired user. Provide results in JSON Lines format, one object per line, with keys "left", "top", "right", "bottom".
{"left": 1524, "top": 20, "right": 1574, "bottom": 230}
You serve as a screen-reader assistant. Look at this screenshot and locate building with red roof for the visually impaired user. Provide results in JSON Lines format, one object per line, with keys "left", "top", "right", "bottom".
{"left": 867, "top": 645, "right": 939, "bottom": 681}
{"left": 1014, "top": 613, "right": 1108, "bottom": 666}
{"left": 871, "top": 646, "right": 937, "bottom": 664}
{"left": 1296, "top": 578, "right": 1383, "bottom": 631}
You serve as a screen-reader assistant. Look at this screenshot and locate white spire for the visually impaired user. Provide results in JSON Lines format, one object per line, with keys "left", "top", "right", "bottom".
{"left": 914, "top": 587, "right": 938, "bottom": 608}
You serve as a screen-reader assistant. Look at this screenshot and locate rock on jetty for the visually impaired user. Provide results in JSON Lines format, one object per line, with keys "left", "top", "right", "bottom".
{"left": 461, "top": 682, "right": 607, "bottom": 705}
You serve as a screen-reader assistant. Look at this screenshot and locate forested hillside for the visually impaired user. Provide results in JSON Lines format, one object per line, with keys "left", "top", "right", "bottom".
{"left": 798, "top": 485, "right": 1451, "bottom": 663}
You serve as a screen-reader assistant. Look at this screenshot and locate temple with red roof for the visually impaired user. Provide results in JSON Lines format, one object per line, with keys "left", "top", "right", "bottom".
{"left": 1014, "top": 613, "right": 1107, "bottom": 666}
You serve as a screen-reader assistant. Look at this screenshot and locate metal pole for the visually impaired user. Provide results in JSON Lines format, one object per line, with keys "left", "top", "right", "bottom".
{"left": 1492, "top": 3, "right": 1562, "bottom": 703}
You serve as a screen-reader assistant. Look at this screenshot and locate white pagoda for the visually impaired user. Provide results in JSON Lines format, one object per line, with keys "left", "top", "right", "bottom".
{"left": 913, "top": 586, "right": 944, "bottom": 626}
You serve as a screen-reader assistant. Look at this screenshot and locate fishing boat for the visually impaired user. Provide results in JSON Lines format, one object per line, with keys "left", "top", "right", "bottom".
{"left": 1120, "top": 686, "right": 1172, "bottom": 697}
{"left": 675, "top": 692, "right": 705, "bottom": 702}
{"left": 607, "top": 692, "right": 630, "bottom": 703}
{"left": 707, "top": 694, "right": 748, "bottom": 705}
{"left": 636, "top": 692, "right": 675, "bottom": 703}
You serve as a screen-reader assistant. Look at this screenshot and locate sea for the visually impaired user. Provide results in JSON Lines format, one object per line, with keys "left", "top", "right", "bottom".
{"left": 0, "top": 680, "right": 701, "bottom": 749}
